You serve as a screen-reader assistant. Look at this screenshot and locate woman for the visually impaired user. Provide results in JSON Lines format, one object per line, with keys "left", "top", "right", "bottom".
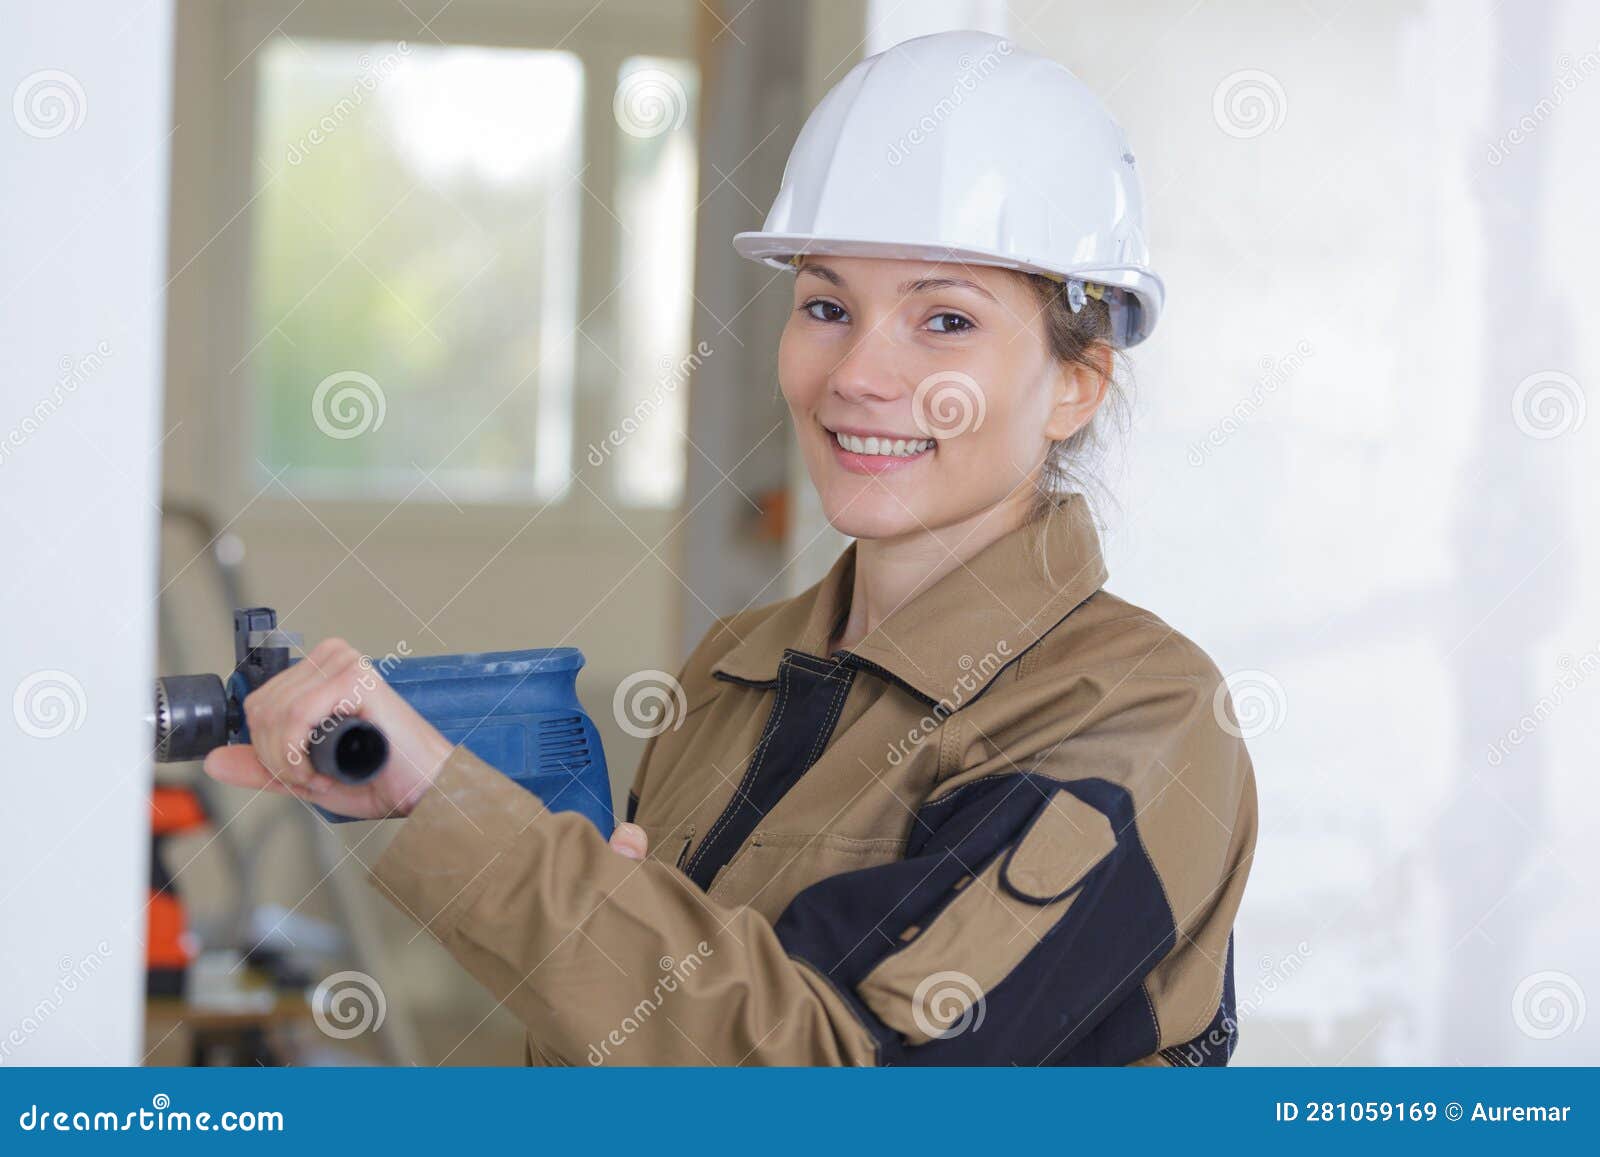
{"left": 204, "top": 30, "right": 1257, "bottom": 1067}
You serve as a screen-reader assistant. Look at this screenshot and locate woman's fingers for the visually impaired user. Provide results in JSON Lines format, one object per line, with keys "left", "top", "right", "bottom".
{"left": 217, "top": 638, "right": 454, "bottom": 820}
{"left": 202, "top": 745, "right": 308, "bottom": 799}
{"left": 609, "top": 822, "right": 648, "bottom": 860}
{"left": 242, "top": 636, "right": 346, "bottom": 741}
{"left": 202, "top": 744, "right": 275, "bottom": 789}
{"left": 242, "top": 643, "right": 366, "bottom": 791}
{"left": 204, "top": 738, "right": 361, "bottom": 809}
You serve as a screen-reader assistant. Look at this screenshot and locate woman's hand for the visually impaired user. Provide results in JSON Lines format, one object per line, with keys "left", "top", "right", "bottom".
{"left": 202, "top": 637, "right": 453, "bottom": 819}
{"left": 202, "top": 636, "right": 662, "bottom": 853}
{"left": 608, "top": 822, "right": 647, "bottom": 860}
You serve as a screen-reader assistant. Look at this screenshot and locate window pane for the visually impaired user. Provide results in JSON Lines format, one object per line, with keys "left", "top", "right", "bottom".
{"left": 607, "top": 56, "right": 700, "bottom": 508}
{"left": 249, "top": 39, "right": 583, "bottom": 501}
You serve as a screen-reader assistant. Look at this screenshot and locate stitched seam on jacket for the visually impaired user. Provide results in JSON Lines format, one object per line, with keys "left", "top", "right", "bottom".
{"left": 834, "top": 652, "right": 940, "bottom": 707}
{"left": 685, "top": 659, "right": 793, "bottom": 879}
{"left": 1166, "top": 787, "right": 1252, "bottom": 1042}
{"left": 750, "top": 832, "right": 905, "bottom": 854}
{"left": 862, "top": 839, "right": 1012, "bottom": 965}
{"left": 935, "top": 716, "right": 963, "bottom": 784}
{"left": 711, "top": 670, "right": 779, "bottom": 689}
{"left": 787, "top": 954, "right": 883, "bottom": 1066}
{"left": 1124, "top": 816, "right": 1189, "bottom": 1036}
{"left": 1139, "top": 981, "right": 1163, "bottom": 1053}
{"left": 787, "top": 650, "right": 856, "bottom": 680}
{"left": 1171, "top": 797, "right": 1252, "bottom": 1043}
{"left": 1159, "top": 1044, "right": 1196, "bottom": 1067}
{"left": 719, "top": 836, "right": 905, "bottom": 902}
{"left": 922, "top": 770, "right": 1031, "bottom": 814}
{"left": 802, "top": 665, "right": 855, "bottom": 768}
{"left": 1018, "top": 647, "right": 1040, "bottom": 680}
{"left": 691, "top": 654, "right": 854, "bottom": 885}
{"left": 1173, "top": 950, "right": 1231, "bottom": 1043}
{"left": 953, "top": 586, "right": 1103, "bottom": 705}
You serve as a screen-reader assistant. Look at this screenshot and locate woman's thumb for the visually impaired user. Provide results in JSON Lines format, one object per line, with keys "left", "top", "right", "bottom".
{"left": 608, "top": 822, "right": 648, "bottom": 860}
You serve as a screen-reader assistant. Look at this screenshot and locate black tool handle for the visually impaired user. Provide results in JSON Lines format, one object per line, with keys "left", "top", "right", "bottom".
{"left": 309, "top": 716, "right": 390, "bottom": 783}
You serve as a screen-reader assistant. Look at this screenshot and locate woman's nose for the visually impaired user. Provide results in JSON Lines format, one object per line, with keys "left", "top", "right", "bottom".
{"left": 827, "top": 332, "right": 909, "bottom": 404}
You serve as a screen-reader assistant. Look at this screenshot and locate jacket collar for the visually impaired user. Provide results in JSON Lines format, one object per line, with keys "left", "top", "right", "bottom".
{"left": 710, "top": 494, "right": 1109, "bottom": 707}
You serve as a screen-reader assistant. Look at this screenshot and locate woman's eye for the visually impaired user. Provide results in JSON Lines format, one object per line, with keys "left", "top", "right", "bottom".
{"left": 801, "top": 299, "right": 848, "bottom": 323}
{"left": 927, "top": 312, "right": 975, "bottom": 334}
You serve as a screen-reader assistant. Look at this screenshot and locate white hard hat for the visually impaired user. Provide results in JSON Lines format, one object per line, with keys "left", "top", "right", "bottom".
{"left": 732, "top": 30, "right": 1163, "bottom": 348}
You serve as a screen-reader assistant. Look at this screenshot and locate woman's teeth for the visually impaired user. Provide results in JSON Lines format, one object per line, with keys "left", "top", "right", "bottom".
{"left": 833, "top": 431, "right": 934, "bottom": 457}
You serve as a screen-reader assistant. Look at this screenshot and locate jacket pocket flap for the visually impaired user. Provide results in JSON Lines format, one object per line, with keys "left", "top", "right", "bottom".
{"left": 1000, "top": 789, "right": 1117, "bottom": 903}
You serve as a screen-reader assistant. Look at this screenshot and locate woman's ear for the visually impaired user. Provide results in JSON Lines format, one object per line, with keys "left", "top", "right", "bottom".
{"left": 1043, "top": 344, "right": 1112, "bottom": 441}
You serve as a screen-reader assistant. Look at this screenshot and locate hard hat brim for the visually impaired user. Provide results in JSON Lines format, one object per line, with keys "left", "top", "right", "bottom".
{"left": 731, "top": 231, "right": 1164, "bottom": 348}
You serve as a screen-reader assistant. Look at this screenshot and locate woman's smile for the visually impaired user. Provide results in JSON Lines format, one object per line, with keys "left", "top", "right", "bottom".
{"left": 823, "top": 421, "right": 936, "bottom": 475}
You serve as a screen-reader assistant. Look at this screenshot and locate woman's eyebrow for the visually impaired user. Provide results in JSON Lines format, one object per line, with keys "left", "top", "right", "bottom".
{"left": 897, "top": 275, "right": 998, "bottom": 303}
{"left": 796, "top": 263, "right": 845, "bottom": 287}
{"left": 797, "top": 262, "right": 998, "bottom": 303}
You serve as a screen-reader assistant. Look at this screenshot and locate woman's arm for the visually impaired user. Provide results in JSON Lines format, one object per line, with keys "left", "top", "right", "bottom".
{"left": 366, "top": 666, "right": 1254, "bottom": 1066}
{"left": 369, "top": 745, "right": 878, "bottom": 1065}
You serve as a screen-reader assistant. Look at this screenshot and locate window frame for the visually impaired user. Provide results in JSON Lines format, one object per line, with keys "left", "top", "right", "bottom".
{"left": 211, "top": 0, "right": 698, "bottom": 539}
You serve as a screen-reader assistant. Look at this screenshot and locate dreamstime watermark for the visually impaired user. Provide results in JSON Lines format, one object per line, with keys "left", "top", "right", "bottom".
{"left": 1214, "top": 669, "right": 1286, "bottom": 741}
{"left": 311, "top": 370, "right": 387, "bottom": 439}
{"left": 0, "top": 940, "right": 111, "bottom": 1065}
{"left": 285, "top": 643, "right": 412, "bottom": 769}
{"left": 912, "top": 970, "right": 986, "bottom": 1039}
{"left": 1511, "top": 970, "right": 1586, "bottom": 1040}
{"left": 912, "top": 370, "right": 986, "bottom": 438}
{"left": 586, "top": 942, "right": 715, "bottom": 1063}
{"left": 1165, "top": 940, "right": 1313, "bottom": 1065}
{"left": 1510, "top": 370, "right": 1585, "bottom": 439}
{"left": 310, "top": 970, "right": 387, "bottom": 1039}
{"left": 13, "top": 69, "right": 86, "bottom": 139}
{"left": 1486, "top": 643, "right": 1600, "bottom": 767}
{"left": 613, "top": 67, "right": 688, "bottom": 138}
{"left": 18, "top": 1094, "right": 284, "bottom": 1133}
{"left": 285, "top": 42, "right": 412, "bottom": 165}
{"left": 587, "top": 340, "right": 712, "bottom": 467}
{"left": 1486, "top": 43, "right": 1600, "bottom": 166}
{"left": 613, "top": 670, "right": 687, "bottom": 740}
{"left": 0, "top": 340, "right": 112, "bottom": 469}
{"left": 1188, "top": 339, "right": 1313, "bottom": 465}
{"left": 12, "top": 669, "right": 87, "bottom": 739}
{"left": 1212, "top": 69, "right": 1287, "bottom": 139}
{"left": 886, "top": 39, "right": 1014, "bottom": 165}
{"left": 886, "top": 642, "right": 1012, "bottom": 767}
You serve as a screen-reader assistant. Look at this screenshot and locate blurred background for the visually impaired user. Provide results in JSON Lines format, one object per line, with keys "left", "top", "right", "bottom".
{"left": 2, "top": 0, "right": 1597, "bottom": 1066}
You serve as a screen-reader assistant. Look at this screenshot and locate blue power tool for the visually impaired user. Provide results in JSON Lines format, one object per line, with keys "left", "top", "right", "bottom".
{"left": 151, "top": 607, "right": 613, "bottom": 831}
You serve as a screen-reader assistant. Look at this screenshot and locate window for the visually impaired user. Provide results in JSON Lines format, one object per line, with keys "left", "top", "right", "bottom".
{"left": 607, "top": 56, "right": 700, "bottom": 507}
{"left": 249, "top": 39, "right": 583, "bottom": 501}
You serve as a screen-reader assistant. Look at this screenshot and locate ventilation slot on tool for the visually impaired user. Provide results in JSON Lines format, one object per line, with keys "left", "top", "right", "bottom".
{"left": 537, "top": 715, "right": 592, "bottom": 775}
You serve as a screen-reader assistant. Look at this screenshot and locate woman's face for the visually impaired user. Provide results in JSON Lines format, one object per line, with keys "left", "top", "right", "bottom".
{"left": 778, "top": 255, "right": 1105, "bottom": 542}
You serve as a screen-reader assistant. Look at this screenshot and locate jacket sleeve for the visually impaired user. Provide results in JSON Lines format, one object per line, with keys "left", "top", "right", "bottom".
{"left": 365, "top": 667, "right": 1254, "bottom": 1066}
{"left": 368, "top": 744, "right": 878, "bottom": 1065}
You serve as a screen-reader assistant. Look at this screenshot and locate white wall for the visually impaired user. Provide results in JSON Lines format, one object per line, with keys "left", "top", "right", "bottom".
{"left": 1021, "top": 0, "right": 1600, "bottom": 1063}
{"left": 784, "top": 0, "right": 1600, "bottom": 1064}
{"left": 0, "top": 1, "right": 174, "bottom": 1064}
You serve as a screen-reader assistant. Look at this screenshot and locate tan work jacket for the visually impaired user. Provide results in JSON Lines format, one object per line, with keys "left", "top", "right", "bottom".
{"left": 369, "top": 494, "right": 1258, "bottom": 1066}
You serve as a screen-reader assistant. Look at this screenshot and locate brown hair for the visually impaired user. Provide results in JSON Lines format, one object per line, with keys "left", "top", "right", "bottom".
{"left": 1016, "top": 273, "right": 1131, "bottom": 532}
